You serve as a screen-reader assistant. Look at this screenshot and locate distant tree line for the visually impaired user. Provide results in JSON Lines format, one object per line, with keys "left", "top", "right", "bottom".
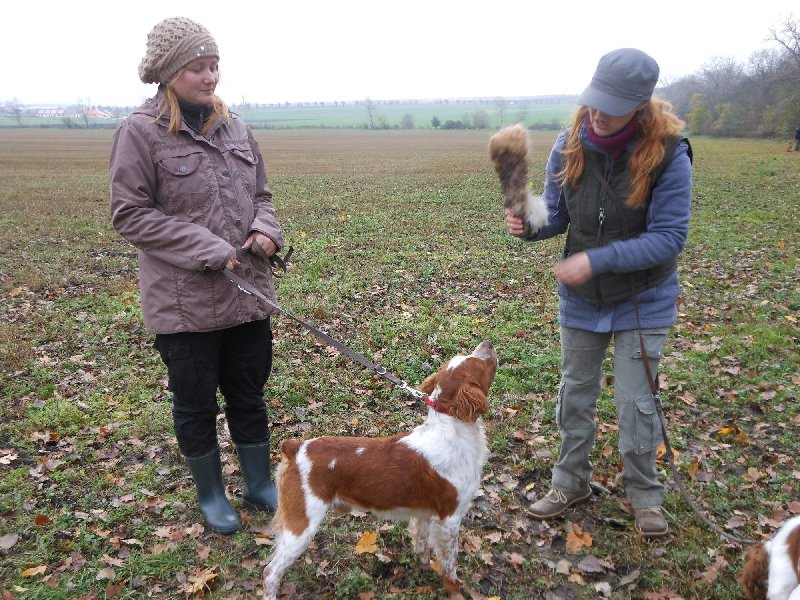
{"left": 428, "top": 110, "right": 562, "bottom": 131}
{"left": 661, "top": 15, "right": 800, "bottom": 138}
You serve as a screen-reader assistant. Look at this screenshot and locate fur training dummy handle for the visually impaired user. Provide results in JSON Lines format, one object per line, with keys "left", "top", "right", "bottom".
{"left": 489, "top": 124, "right": 548, "bottom": 238}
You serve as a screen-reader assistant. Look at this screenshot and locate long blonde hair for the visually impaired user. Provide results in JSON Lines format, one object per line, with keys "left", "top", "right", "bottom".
{"left": 157, "top": 69, "right": 230, "bottom": 136}
{"left": 559, "top": 96, "right": 685, "bottom": 208}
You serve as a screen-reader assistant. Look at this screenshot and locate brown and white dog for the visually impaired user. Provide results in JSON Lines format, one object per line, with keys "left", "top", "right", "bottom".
{"left": 740, "top": 516, "right": 800, "bottom": 600}
{"left": 262, "top": 340, "right": 498, "bottom": 599}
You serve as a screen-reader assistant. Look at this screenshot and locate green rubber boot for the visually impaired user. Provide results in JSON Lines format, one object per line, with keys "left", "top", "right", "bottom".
{"left": 236, "top": 442, "right": 278, "bottom": 512}
{"left": 184, "top": 447, "right": 241, "bottom": 534}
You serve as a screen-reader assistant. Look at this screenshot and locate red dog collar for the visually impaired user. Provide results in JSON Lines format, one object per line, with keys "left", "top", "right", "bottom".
{"left": 423, "top": 395, "right": 451, "bottom": 415}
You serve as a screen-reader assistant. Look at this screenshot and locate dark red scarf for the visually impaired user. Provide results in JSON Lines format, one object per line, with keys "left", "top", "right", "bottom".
{"left": 584, "top": 113, "right": 640, "bottom": 158}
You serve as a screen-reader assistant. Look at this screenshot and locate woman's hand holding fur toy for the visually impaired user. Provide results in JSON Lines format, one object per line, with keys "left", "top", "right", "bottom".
{"left": 505, "top": 208, "right": 525, "bottom": 237}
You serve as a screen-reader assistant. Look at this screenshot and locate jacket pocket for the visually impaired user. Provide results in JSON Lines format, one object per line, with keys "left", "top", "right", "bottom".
{"left": 229, "top": 145, "right": 258, "bottom": 204}
{"left": 157, "top": 151, "right": 214, "bottom": 224}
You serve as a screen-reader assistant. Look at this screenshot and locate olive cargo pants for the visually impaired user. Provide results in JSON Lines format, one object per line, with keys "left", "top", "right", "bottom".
{"left": 551, "top": 326, "right": 668, "bottom": 508}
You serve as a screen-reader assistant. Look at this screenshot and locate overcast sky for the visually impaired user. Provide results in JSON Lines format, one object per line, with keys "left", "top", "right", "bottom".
{"left": 2, "top": 0, "right": 796, "bottom": 107}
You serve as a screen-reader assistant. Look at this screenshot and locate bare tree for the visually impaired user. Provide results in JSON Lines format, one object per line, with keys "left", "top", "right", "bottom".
{"left": 473, "top": 109, "right": 491, "bottom": 129}
{"left": 9, "top": 98, "right": 23, "bottom": 126}
{"left": 769, "top": 14, "right": 800, "bottom": 68}
{"left": 658, "top": 15, "right": 800, "bottom": 136}
{"left": 361, "top": 97, "right": 376, "bottom": 128}
{"left": 768, "top": 14, "right": 800, "bottom": 130}
{"left": 78, "top": 97, "right": 91, "bottom": 128}
{"left": 700, "top": 57, "right": 745, "bottom": 111}
{"left": 494, "top": 96, "right": 507, "bottom": 128}
{"left": 517, "top": 100, "right": 530, "bottom": 125}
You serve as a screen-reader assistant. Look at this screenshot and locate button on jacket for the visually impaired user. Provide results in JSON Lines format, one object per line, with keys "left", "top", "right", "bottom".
{"left": 110, "top": 95, "right": 285, "bottom": 334}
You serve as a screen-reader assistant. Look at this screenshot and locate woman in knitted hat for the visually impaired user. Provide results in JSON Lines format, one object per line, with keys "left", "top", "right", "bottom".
{"left": 504, "top": 48, "right": 693, "bottom": 538}
{"left": 110, "top": 17, "right": 284, "bottom": 534}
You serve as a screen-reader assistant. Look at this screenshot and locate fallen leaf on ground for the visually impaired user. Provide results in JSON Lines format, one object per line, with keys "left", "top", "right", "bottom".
{"left": 179, "top": 567, "right": 218, "bottom": 594}
{"left": 565, "top": 523, "right": 593, "bottom": 553}
{"left": 354, "top": 531, "right": 378, "bottom": 554}
{"left": 743, "top": 467, "right": 766, "bottom": 482}
{"left": 505, "top": 552, "right": 525, "bottom": 569}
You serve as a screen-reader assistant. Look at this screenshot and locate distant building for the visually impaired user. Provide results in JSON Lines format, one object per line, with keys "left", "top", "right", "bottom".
{"left": 86, "top": 107, "right": 114, "bottom": 118}
{"left": 35, "top": 108, "right": 67, "bottom": 118}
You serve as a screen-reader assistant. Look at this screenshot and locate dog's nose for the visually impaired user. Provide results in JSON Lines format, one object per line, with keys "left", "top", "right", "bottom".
{"left": 473, "top": 340, "right": 496, "bottom": 359}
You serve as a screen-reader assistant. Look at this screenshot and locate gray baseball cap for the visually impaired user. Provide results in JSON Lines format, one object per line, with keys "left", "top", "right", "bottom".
{"left": 577, "top": 48, "right": 659, "bottom": 116}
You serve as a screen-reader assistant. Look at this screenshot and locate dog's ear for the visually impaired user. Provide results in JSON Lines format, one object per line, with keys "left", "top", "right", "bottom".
{"left": 739, "top": 543, "right": 768, "bottom": 600}
{"left": 450, "top": 383, "right": 489, "bottom": 423}
{"left": 418, "top": 372, "right": 441, "bottom": 395}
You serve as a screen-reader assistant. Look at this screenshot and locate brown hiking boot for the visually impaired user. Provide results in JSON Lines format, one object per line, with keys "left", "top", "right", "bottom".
{"left": 634, "top": 506, "right": 669, "bottom": 538}
{"left": 528, "top": 487, "right": 592, "bottom": 519}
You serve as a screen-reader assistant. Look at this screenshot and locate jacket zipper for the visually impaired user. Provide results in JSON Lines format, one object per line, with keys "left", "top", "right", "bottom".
{"left": 594, "top": 159, "right": 613, "bottom": 307}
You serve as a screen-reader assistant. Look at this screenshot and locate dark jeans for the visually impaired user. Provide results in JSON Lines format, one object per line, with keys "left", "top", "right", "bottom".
{"left": 154, "top": 319, "right": 273, "bottom": 457}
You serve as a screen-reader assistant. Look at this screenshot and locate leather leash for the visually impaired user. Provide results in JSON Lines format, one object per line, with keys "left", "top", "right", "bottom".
{"left": 223, "top": 249, "right": 427, "bottom": 402}
{"left": 631, "top": 291, "right": 756, "bottom": 545}
{"left": 586, "top": 158, "right": 755, "bottom": 544}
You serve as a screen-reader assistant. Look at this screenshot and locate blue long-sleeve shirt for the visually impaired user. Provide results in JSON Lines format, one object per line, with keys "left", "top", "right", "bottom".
{"left": 527, "top": 127, "right": 693, "bottom": 332}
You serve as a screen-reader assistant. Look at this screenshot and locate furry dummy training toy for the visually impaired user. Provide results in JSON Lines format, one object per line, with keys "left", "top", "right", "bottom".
{"left": 489, "top": 123, "right": 548, "bottom": 237}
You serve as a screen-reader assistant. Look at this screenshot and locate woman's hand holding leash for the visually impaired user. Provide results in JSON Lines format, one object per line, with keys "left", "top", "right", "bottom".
{"left": 226, "top": 232, "right": 277, "bottom": 270}
{"left": 245, "top": 232, "right": 277, "bottom": 258}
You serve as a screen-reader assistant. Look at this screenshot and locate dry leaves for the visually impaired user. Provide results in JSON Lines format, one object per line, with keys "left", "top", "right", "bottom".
{"left": 354, "top": 531, "right": 378, "bottom": 555}
{"left": 0, "top": 533, "right": 18, "bottom": 549}
{"left": 178, "top": 567, "right": 218, "bottom": 596}
{"left": 21, "top": 565, "right": 47, "bottom": 577}
{"left": 565, "top": 523, "right": 593, "bottom": 554}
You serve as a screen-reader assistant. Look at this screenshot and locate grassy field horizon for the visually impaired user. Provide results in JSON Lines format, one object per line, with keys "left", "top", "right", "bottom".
{"left": 0, "top": 96, "right": 577, "bottom": 130}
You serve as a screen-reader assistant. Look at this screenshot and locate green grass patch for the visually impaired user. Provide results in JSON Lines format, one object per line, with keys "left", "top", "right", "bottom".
{"left": 1, "top": 129, "right": 798, "bottom": 598}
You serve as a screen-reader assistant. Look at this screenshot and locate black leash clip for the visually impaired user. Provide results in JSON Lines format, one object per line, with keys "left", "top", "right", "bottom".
{"left": 269, "top": 246, "right": 293, "bottom": 278}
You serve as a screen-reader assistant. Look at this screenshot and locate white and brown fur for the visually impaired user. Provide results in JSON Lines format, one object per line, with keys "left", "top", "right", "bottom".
{"left": 740, "top": 516, "right": 800, "bottom": 600}
{"left": 489, "top": 123, "right": 549, "bottom": 237}
{"left": 262, "top": 341, "right": 498, "bottom": 599}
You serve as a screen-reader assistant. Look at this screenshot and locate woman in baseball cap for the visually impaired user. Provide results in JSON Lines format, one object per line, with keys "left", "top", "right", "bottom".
{"left": 505, "top": 48, "right": 693, "bottom": 538}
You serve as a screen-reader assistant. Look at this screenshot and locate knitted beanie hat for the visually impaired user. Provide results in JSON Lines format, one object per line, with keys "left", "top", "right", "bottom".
{"left": 138, "top": 17, "right": 219, "bottom": 84}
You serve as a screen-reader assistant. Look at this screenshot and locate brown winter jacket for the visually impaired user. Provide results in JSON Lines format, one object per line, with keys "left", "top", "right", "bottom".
{"left": 109, "top": 95, "right": 284, "bottom": 334}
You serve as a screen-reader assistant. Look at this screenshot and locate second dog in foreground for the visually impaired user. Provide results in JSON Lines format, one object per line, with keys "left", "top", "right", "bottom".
{"left": 262, "top": 341, "right": 498, "bottom": 599}
{"left": 740, "top": 515, "right": 800, "bottom": 600}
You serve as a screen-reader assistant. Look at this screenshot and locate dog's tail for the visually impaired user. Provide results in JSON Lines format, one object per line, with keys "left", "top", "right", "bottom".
{"left": 271, "top": 439, "right": 305, "bottom": 534}
{"left": 489, "top": 124, "right": 548, "bottom": 237}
